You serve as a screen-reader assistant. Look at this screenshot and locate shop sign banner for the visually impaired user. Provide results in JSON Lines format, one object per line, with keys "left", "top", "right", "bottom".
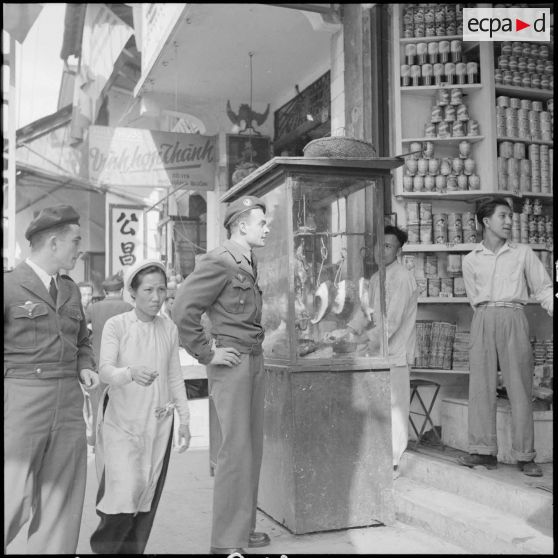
{"left": 88, "top": 126, "right": 217, "bottom": 189}
{"left": 140, "top": 4, "right": 187, "bottom": 77}
{"left": 109, "top": 204, "right": 146, "bottom": 275}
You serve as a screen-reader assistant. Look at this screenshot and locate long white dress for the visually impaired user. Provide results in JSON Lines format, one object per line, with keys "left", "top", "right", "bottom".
{"left": 96, "top": 310, "right": 189, "bottom": 514}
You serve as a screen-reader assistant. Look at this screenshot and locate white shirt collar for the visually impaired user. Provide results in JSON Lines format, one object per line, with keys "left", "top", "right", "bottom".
{"left": 26, "top": 258, "right": 57, "bottom": 291}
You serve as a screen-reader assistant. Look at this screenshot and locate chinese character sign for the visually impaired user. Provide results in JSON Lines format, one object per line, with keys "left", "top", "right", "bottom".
{"left": 109, "top": 205, "right": 146, "bottom": 275}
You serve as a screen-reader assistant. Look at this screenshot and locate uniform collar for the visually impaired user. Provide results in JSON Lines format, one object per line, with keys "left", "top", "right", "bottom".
{"left": 224, "top": 239, "right": 252, "bottom": 263}
{"left": 474, "top": 240, "right": 516, "bottom": 255}
{"left": 26, "top": 258, "right": 58, "bottom": 290}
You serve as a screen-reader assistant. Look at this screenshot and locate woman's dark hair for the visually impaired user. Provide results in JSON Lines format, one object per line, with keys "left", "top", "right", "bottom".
{"left": 476, "top": 197, "right": 512, "bottom": 230}
{"left": 130, "top": 266, "right": 167, "bottom": 292}
{"left": 384, "top": 224, "right": 408, "bottom": 248}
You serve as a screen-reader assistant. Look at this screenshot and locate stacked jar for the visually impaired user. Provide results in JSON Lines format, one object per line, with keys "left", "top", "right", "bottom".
{"left": 520, "top": 198, "right": 553, "bottom": 246}
{"left": 405, "top": 201, "right": 420, "bottom": 243}
{"left": 462, "top": 210, "right": 479, "bottom": 243}
{"left": 425, "top": 88, "right": 481, "bottom": 139}
{"left": 401, "top": 4, "right": 463, "bottom": 39}
{"left": 447, "top": 254, "right": 466, "bottom": 296}
{"left": 401, "top": 40, "right": 479, "bottom": 87}
{"left": 424, "top": 253, "right": 440, "bottom": 296}
{"left": 494, "top": 42, "right": 553, "bottom": 90}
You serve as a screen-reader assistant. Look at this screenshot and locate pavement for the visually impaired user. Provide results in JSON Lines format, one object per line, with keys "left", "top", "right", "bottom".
{"left": 7, "top": 398, "right": 468, "bottom": 555}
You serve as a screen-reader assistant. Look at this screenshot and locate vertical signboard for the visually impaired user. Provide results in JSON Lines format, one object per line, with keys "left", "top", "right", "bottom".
{"left": 109, "top": 204, "right": 147, "bottom": 275}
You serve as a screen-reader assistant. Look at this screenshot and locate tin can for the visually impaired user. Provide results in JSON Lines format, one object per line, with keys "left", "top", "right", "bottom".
{"left": 513, "top": 142, "right": 526, "bottom": 159}
{"left": 496, "top": 96, "right": 510, "bottom": 107}
{"left": 519, "top": 174, "right": 531, "bottom": 192}
{"left": 510, "top": 97, "right": 521, "bottom": 109}
{"left": 507, "top": 158, "right": 519, "bottom": 176}
{"left": 436, "top": 88, "right": 450, "bottom": 106}
{"left": 444, "top": 105, "right": 456, "bottom": 122}
{"left": 431, "top": 105, "right": 443, "bottom": 123}
{"left": 450, "top": 88, "right": 463, "bottom": 105}
{"left": 407, "top": 224, "right": 420, "bottom": 243}
{"left": 413, "top": 175, "right": 425, "bottom": 191}
{"left": 425, "top": 254, "right": 438, "bottom": 276}
{"left": 428, "top": 278, "right": 441, "bottom": 297}
{"left": 440, "top": 277, "right": 454, "bottom": 297}
{"left": 406, "top": 202, "right": 420, "bottom": 224}
{"left": 437, "top": 121, "right": 451, "bottom": 138}
{"left": 425, "top": 122, "right": 437, "bottom": 138}
{"left": 448, "top": 226, "right": 463, "bottom": 243}
{"left": 467, "top": 120, "right": 480, "bottom": 136}
{"left": 463, "top": 229, "right": 478, "bottom": 243}
{"left": 419, "top": 202, "right": 432, "bottom": 222}
{"left": 446, "top": 174, "right": 458, "bottom": 191}
{"left": 419, "top": 223, "right": 432, "bottom": 244}
{"left": 447, "top": 254, "right": 462, "bottom": 275}
{"left": 452, "top": 121, "right": 465, "bottom": 137}
{"left": 520, "top": 159, "right": 531, "bottom": 175}
{"left": 499, "top": 141, "right": 513, "bottom": 158}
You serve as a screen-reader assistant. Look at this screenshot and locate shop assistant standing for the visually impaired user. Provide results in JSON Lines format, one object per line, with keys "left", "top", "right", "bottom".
{"left": 328, "top": 225, "right": 418, "bottom": 475}
{"left": 172, "top": 196, "right": 270, "bottom": 555}
{"left": 459, "top": 197, "right": 553, "bottom": 477}
{"left": 4, "top": 205, "right": 99, "bottom": 554}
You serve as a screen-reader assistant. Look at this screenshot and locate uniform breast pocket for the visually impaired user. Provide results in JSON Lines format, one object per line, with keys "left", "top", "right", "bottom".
{"left": 221, "top": 277, "right": 255, "bottom": 314}
{"left": 10, "top": 302, "right": 49, "bottom": 348}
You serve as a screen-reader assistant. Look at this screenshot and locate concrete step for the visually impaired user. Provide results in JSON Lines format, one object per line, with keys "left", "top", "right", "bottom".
{"left": 399, "top": 451, "right": 553, "bottom": 532}
{"left": 394, "top": 477, "right": 554, "bottom": 554}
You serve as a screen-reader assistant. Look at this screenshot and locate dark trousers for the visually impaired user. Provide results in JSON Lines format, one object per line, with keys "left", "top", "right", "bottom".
{"left": 90, "top": 423, "right": 174, "bottom": 554}
{"left": 207, "top": 352, "right": 265, "bottom": 548}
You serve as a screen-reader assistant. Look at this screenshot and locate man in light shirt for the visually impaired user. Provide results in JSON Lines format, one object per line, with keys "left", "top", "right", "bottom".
{"left": 328, "top": 225, "right": 418, "bottom": 475}
{"left": 459, "top": 198, "right": 553, "bottom": 477}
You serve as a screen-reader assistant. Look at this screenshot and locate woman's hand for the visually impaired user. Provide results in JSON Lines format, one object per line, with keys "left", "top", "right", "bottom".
{"left": 130, "top": 365, "right": 158, "bottom": 387}
{"left": 177, "top": 424, "right": 191, "bottom": 453}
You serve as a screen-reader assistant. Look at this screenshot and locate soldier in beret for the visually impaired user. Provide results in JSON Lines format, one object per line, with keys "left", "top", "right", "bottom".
{"left": 173, "top": 195, "right": 271, "bottom": 554}
{"left": 3, "top": 204, "right": 99, "bottom": 554}
{"left": 85, "top": 272, "right": 133, "bottom": 447}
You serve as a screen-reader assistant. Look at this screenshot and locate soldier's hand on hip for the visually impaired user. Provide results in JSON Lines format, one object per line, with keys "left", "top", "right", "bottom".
{"left": 210, "top": 347, "right": 242, "bottom": 367}
{"left": 79, "top": 369, "right": 100, "bottom": 390}
{"left": 130, "top": 365, "right": 159, "bottom": 387}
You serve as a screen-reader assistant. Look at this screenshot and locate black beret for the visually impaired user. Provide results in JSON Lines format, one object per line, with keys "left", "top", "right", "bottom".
{"left": 25, "top": 205, "right": 80, "bottom": 241}
{"left": 223, "top": 195, "right": 266, "bottom": 228}
{"left": 102, "top": 273, "right": 124, "bottom": 291}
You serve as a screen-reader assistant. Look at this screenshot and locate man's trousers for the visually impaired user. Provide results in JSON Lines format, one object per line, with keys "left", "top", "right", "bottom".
{"left": 207, "top": 352, "right": 265, "bottom": 548}
{"left": 4, "top": 377, "right": 87, "bottom": 554}
{"left": 468, "top": 306, "right": 536, "bottom": 461}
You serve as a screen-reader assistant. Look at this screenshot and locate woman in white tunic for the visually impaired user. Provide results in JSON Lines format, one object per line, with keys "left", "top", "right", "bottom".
{"left": 90, "top": 259, "right": 191, "bottom": 554}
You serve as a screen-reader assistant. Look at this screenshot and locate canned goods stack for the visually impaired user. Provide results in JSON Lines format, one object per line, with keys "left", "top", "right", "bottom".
{"left": 401, "top": 5, "right": 463, "bottom": 39}
{"left": 423, "top": 88, "right": 481, "bottom": 139}
{"left": 433, "top": 212, "right": 448, "bottom": 244}
{"left": 520, "top": 198, "right": 553, "bottom": 246}
{"left": 419, "top": 202, "right": 433, "bottom": 244}
{"left": 462, "top": 210, "right": 478, "bottom": 243}
{"left": 493, "top": 42, "right": 553, "bottom": 91}
{"left": 447, "top": 212, "right": 463, "bottom": 243}
{"left": 532, "top": 339, "right": 548, "bottom": 366}
{"left": 424, "top": 252, "right": 441, "bottom": 297}
{"left": 544, "top": 339, "right": 553, "bottom": 365}
{"left": 402, "top": 139, "right": 480, "bottom": 193}
{"left": 495, "top": 98, "right": 552, "bottom": 192}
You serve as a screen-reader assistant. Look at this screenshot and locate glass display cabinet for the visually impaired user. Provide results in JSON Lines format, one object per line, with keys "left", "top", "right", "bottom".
{"left": 219, "top": 156, "right": 404, "bottom": 534}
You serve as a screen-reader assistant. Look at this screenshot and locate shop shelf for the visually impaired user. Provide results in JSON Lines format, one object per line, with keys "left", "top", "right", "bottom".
{"left": 496, "top": 136, "right": 553, "bottom": 146}
{"left": 495, "top": 85, "right": 553, "bottom": 101}
{"left": 411, "top": 367, "right": 469, "bottom": 374}
{"left": 402, "top": 243, "right": 477, "bottom": 252}
{"left": 401, "top": 136, "right": 485, "bottom": 145}
{"left": 400, "top": 83, "right": 482, "bottom": 96}
{"left": 396, "top": 191, "right": 488, "bottom": 201}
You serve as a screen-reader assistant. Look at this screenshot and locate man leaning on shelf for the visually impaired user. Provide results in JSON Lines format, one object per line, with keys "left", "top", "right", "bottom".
{"left": 459, "top": 197, "right": 553, "bottom": 477}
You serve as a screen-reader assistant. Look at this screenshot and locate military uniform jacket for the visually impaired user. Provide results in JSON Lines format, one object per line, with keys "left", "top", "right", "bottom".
{"left": 4, "top": 261, "right": 95, "bottom": 378}
{"left": 172, "top": 240, "right": 264, "bottom": 365}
